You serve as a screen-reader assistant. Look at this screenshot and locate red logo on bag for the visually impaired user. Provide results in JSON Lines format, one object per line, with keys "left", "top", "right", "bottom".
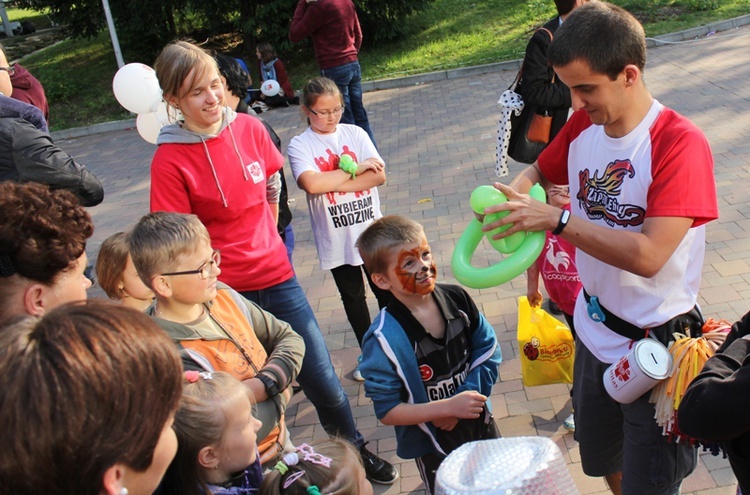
{"left": 419, "top": 364, "right": 434, "bottom": 381}
{"left": 523, "top": 341, "right": 539, "bottom": 361}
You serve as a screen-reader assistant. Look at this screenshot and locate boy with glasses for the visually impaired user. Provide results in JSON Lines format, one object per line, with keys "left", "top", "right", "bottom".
{"left": 129, "top": 211, "right": 305, "bottom": 466}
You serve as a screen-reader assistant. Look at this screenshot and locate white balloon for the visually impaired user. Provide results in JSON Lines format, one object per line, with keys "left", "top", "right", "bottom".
{"left": 153, "top": 100, "right": 174, "bottom": 126}
{"left": 136, "top": 112, "right": 163, "bottom": 145}
{"left": 261, "top": 79, "right": 280, "bottom": 97}
{"left": 113, "top": 63, "right": 163, "bottom": 114}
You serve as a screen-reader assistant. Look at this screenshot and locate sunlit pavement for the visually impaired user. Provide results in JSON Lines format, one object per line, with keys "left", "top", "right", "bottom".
{"left": 64, "top": 22, "right": 750, "bottom": 495}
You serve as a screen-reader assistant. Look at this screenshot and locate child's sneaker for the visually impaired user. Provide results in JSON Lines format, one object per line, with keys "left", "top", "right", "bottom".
{"left": 353, "top": 355, "right": 365, "bottom": 382}
{"left": 548, "top": 299, "right": 563, "bottom": 315}
{"left": 563, "top": 413, "right": 575, "bottom": 431}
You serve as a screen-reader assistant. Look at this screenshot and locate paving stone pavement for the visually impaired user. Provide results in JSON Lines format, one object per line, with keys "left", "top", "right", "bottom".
{"left": 59, "top": 23, "right": 750, "bottom": 495}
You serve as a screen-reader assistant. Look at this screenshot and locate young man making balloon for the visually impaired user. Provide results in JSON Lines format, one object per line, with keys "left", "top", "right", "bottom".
{"left": 480, "top": 3, "right": 717, "bottom": 494}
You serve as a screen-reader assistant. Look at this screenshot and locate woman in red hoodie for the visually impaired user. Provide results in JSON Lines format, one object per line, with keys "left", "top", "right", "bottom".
{"left": 149, "top": 40, "right": 398, "bottom": 484}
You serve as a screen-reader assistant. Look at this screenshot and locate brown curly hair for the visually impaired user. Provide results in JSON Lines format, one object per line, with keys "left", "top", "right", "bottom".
{"left": 0, "top": 181, "right": 93, "bottom": 283}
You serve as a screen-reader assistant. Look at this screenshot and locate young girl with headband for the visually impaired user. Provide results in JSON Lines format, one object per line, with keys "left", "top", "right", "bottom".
{"left": 261, "top": 439, "right": 373, "bottom": 495}
{"left": 160, "top": 371, "right": 263, "bottom": 495}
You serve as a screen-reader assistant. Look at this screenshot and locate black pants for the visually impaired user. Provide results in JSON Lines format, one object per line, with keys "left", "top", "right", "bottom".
{"left": 330, "top": 264, "right": 391, "bottom": 346}
{"left": 417, "top": 413, "right": 501, "bottom": 494}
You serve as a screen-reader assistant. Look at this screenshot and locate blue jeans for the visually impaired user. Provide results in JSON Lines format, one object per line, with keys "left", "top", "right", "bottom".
{"left": 240, "top": 276, "right": 364, "bottom": 448}
{"left": 283, "top": 223, "right": 295, "bottom": 266}
{"left": 321, "top": 61, "right": 377, "bottom": 148}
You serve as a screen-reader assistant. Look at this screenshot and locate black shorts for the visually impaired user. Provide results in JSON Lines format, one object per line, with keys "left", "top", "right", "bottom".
{"left": 572, "top": 337, "right": 697, "bottom": 494}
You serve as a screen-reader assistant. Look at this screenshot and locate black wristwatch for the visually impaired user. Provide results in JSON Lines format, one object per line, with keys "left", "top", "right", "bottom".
{"left": 256, "top": 373, "right": 280, "bottom": 397}
{"left": 552, "top": 209, "right": 571, "bottom": 235}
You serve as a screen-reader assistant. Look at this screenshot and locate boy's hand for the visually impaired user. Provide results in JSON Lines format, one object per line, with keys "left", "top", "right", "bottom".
{"left": 433, "top": 417, "right": 459, "bottom": 431}
{"left": 447, "top": 390, "right": 487, "bottom": 419}
{"left": 245, "top": 377, "right": 269, "bottom": 403}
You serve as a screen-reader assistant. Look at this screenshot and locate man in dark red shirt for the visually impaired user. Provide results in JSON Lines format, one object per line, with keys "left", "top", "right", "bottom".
{"left": 0, "top": 44, "right": 49, "bottom": 124}
{"left": 289, "top": 0, "right": 377, "bottom": 147}
{"left": 10, "top": 63, "right": 49, "bottom": 124}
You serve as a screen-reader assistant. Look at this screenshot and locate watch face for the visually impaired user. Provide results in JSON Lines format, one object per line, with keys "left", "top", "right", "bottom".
{"left": 553, "top": 209, "right": 570, "bottom": 235}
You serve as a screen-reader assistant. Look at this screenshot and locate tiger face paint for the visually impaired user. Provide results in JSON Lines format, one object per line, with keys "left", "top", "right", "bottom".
{"left": 393, "top": 240, "right": 437, "bottom": 295}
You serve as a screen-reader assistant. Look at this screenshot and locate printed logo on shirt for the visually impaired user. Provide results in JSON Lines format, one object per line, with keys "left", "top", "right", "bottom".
{"left": 314, "top": 148, "right": 340, "bottom": 172}
{"left": 326, "top": 193, "right": 374, "bottom": 228}
{"left": 577, "top": 159, "right": 646, "bottom": 227}
{"left": 314, "top": 146, "right": 356, "bottom": 173}
{"left": 544, "top": 237, "right": 573, "bottom": 272}
{"left": 419, "top": 364, "right": 434, "bottom": 381}
{"left": 426, "top": 367, "right": 468, "bottom": 400}
{"left": 246, "top": 161, "right": 264, "bottom": 184}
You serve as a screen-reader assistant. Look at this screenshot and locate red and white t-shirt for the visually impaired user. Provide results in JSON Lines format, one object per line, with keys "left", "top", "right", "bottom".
{"left": 536, "top": 209, "right": 581, "bottom": 316}
{"left": 287, "top": 124, "right": 383, "bottom": 270}
{"left": 539, "top": 100, "right": 718, "bottom": 363}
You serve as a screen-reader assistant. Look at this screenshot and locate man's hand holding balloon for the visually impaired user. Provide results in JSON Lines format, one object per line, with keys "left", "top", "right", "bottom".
{"left": 480, "top": 182, "right": 567, "bottom": 241}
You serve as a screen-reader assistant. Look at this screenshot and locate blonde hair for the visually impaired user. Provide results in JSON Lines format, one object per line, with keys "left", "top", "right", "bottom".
{"left": 95, "top": 232, "right": 130, "bottom": 300}
{"left": 128, "top": 211, "right": 212, "bottom": 288}
{"left": 357, "top": 215, "right": 426, "bottom": 275}
{"left": 261, "top": 439, "right": 363, "bottom": 495}
{"left": 160, "top": 372, "right": 248, "bottom": 495}
{"left": 154, "top": 40, "right": 220, "bottom": 102}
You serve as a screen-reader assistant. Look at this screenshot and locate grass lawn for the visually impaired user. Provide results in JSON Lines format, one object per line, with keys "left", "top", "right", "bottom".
{"left": 5, "top": 7, "right": 55, "bottom": 30}
{"left": 4, "top": 0, "right": 750, "bottom": 130}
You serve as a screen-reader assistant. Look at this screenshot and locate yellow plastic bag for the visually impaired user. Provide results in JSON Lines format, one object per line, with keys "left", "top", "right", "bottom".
{"left": 517, "top": 296, "right": 575, "bottom": 387}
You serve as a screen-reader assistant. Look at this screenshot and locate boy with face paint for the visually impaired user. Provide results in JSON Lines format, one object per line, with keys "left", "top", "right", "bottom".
{"left": 356, "top": 215, "right": 502, "bottom": 494}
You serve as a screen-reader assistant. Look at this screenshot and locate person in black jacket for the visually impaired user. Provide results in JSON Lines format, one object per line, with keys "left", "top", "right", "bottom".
{"left": 678, "top": 311, "right": 750, "bottom": 494}
{"left": 515, "top": 0, "right": 589, "bottom": 142}
{"left": 0, "top": 96, "right": 104, "bottom": 207}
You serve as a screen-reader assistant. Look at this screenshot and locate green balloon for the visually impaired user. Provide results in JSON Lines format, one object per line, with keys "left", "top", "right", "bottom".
{"left": 339, "top": 154, "right": 355, "bottom": 168}
{"left": 452, "top": 183, "right": 547, "bottom": 289}
{"left": 470, "top": 185, "right": 525, "bottom": 254}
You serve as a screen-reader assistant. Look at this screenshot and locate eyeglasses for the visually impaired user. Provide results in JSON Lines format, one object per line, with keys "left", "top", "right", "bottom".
{"left": 309, "top": 106, "right": 344, "bottom": 118}
{"left": 162, "top": 250, "right": 221, "bottom": 280}
{"left": 0, "top": 66, "right": 14, "bottom": 76}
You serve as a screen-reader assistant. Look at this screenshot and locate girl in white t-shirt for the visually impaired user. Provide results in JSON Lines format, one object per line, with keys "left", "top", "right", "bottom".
{"left": 287, "top": 77, "right": 390, "bottom": 380}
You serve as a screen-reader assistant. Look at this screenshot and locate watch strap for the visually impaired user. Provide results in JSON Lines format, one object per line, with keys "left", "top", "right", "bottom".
{"left": 256, "top": 373, "right": 279, "bottom": 397}
{"left": 552, "top": 209, "right": 570, "bottom": 235}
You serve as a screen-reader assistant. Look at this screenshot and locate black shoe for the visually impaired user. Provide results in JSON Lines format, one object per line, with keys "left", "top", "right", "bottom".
{"left": 359, "top": 443, "right": 399, "bottom": 484}
{"left": 548, "top": 300, "right": 563, "bottom": 315}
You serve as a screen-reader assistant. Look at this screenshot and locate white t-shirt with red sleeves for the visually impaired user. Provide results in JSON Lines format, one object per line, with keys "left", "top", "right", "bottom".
{"left": 287, "top": 124, "right": 383, "bottom": 270}
{"left": 539, "top": 100, "right": 718, "bottom": 363}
